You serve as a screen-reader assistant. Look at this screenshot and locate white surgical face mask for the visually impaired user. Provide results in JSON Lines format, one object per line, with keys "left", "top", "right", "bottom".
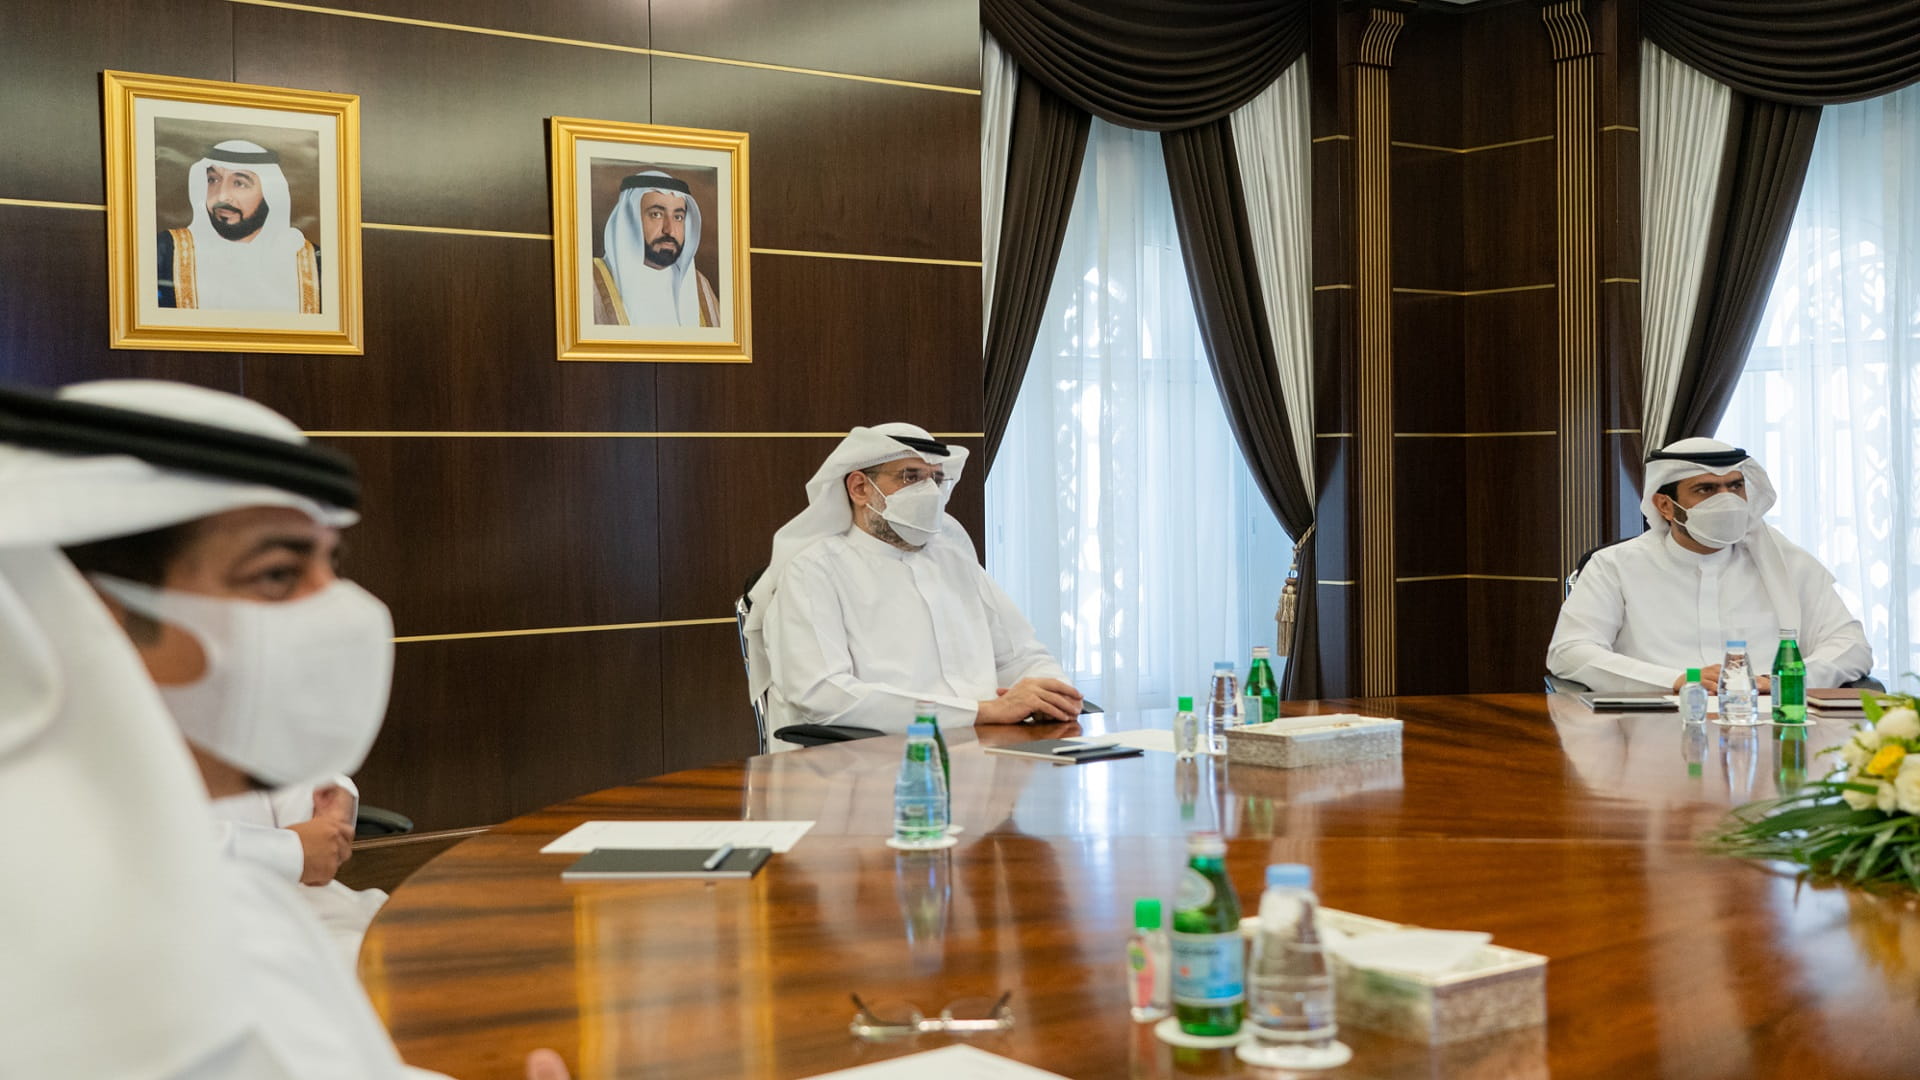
{"left": 1672, "top": 491, "right": 1751, "bottom": 548}
{"left": 868, "top": 475, "right": 950, "bottom": 548}
{"left": 93, "top": 575, "right": 395, "bottom": 787}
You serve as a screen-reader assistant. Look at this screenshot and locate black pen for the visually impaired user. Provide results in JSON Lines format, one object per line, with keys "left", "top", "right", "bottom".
{"left": 702, "top": 843, "right": 735, "bottom": 870}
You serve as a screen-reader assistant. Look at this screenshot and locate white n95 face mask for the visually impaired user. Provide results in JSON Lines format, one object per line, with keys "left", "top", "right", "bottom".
{"left": 92, "top": 575, "right": 395, "bottom": 787}
{"left": 1673, "top": 492, "right": 1752, "bottom": 548}
{"left": 870, "top": 477, "right": 950, "bottom": 548}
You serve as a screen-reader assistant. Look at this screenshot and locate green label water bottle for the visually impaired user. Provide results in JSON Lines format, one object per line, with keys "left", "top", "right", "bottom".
{"left": 1245, "top": 647, "right": 1280, "bottom": 724}
{"left": 1172, "top": 831, "right": 1244, "bottom": 1036}
{"left": 915, "top": 700, "right": 952, "bottom": 823}
{"left": 1771, "top": 629, "right": 1806, "bottom": 724}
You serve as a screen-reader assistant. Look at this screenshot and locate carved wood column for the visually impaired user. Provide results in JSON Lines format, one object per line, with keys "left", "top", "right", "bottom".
{"left": 1353, "top": 6, "right": 1406, "bottom": 697}
{"left": 1544, "top": 0, "right": 1602, "bottom": 582}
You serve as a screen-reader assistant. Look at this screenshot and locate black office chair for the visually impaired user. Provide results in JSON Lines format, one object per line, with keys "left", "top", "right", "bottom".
{"left": 354, "top": 805, "right": 414, "bottom": 841}
{"left": 736, "top": 566, "right": 884, "bottom": 750}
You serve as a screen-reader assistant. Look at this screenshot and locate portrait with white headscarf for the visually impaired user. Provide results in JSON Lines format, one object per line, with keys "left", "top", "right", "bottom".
{"left": 551, "top": 118, "right": 749, "bottom": 360}
{"left": 106, "top": 73, "right": 361, "bottom": 352}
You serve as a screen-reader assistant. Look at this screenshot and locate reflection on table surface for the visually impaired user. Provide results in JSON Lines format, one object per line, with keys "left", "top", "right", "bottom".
{"left": 360, "top": 694, "right": 1920, "bottom": 1079}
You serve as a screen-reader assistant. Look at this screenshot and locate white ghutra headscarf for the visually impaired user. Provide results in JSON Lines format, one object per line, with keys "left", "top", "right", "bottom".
{"left": 182, "top": 140, "right": 312, "bottom": 312}
{"left": 1642, "top": 436, "right": 1800, "bottom": 634}
{"left": 742, "top": 424, "right": 969, "bottom": 706}
{"left": 0, "top": 380, "right": 355, "bottom": 1078}
{"left": 601, "top": 170, "right": 704, "bottom": 327}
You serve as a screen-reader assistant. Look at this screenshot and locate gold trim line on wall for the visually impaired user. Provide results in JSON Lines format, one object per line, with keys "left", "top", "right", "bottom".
{"left": 1602, "top": 277, "right": 1640, "bottom": 284}
{"left": 1317, "top": 580, "right": 1358, "bottom": 586}
{"left": 0, "top": 196, "right": 106, "bottom": 211}
{"left": 395, "top": 616, "right": 736, "bottom": 644}
{"left": 307, "top": 430, "right": 986, "bottom": 439}
{"left": 221, "top": 0, "right": 981, "bottom": 95}
{"left": 1311, "top": 134, "right": 1352, "bottom": 143}
{"left": 0, "top": 202, "right": 979, "bottom": 266}
{"left": 1394, "top": 574, "right": 1561, "bottom": 584}
{"left": 1392, "top": 284, "right": 1556, "bottom": 297}
{"left": 1390, "top": 135, "right": 1554, "bottom": 155}
{"left": 1394, "top": 431, "right": 1556, "bottom": 439}
{"left": 1605, "top": 428, "right": 1642, "bottom": 435}
{"left": 1313, "top": 283, "right": 1352, "bottom": 291}
{"left": 1315, "top": 432, "right": 1354, "bottom": 439}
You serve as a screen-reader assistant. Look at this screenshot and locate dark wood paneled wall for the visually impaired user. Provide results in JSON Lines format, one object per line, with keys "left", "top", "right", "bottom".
{"left": 0, "top": 0, "right": 981, "bottom": 829}
{"left": 1312, "top": 0, "right": 1642, "bottom": 696}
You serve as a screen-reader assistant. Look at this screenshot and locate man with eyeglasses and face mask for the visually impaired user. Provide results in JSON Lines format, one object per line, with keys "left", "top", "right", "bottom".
{"left": 1547, "top": 437, "right": 1871, "bottom": 694}
{"left": 745, "top": 424, "right": 1082, "bottom": 743}
{"left": 0, "top": 380, "right": 568, "bottom": 1079}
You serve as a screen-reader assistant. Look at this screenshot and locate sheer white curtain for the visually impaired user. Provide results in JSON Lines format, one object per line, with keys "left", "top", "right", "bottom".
{"left": 985, "top": 118, "right": 1290, "bottom": 712}
{"left": 1716, "top": 82, "right": 1920, "bottom": 686}
{"left": 981, "top": 31, "right": 1018, "bottom": 345}
{"left": 1641, "top": 41, "right": 1732, "bottom": 447}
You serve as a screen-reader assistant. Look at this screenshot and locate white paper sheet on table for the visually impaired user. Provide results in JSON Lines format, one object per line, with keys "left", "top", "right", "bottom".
{"left": 1065, "top": 728, "right": 1177, "bottom": 753}
{"left": 799, "top": 1045, "right": 1069, "bottom": 1079}
{"left": 539, "top": 819, "right": 816, "bottom": 855}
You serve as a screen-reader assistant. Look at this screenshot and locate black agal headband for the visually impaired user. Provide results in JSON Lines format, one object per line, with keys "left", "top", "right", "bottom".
{"left": 889, "top": 434, "right": 951, "bottom": 457}
{"left": 0, "top": 383, "right": 359, "bottom": 511}
{"left": 620, "top": 173, "right": 692, "bottom": 196}
{"left": 1648, "top": 446, "right": 1748, "bottom": 470}
{"left": 205, "top": 144, "right": 281, "bottom": 166}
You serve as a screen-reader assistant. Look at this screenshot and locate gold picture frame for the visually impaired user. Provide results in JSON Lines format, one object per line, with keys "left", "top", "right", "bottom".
{"left": 549, "top": 116, "right": 751, "bottom": 363}
{"left": 103, "top": 70, "right": 363, "bottom": 354}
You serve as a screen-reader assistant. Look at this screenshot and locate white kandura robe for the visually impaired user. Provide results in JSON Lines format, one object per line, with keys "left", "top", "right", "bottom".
{"left": 1547, "top": 529, "right": 1872, "bottom": 693}
{"left": 763, "top": 522, "right": 1065, "bottom": 737}
{"left": 188, "top": 854, "right": 447, "bottom": 1079}
{"left": 210, "top": 774, "right": 388, "bottom": 971}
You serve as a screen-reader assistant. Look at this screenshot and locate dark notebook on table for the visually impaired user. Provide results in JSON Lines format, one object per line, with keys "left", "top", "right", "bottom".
{"left": 1578, "top": 693, "right": 1677, "bottom": 712}
{"left": 983, "top": 738, "right": 1143, "bottom": 765}
{"left": 561, "top": 846, "right": 773, "bottom": 880}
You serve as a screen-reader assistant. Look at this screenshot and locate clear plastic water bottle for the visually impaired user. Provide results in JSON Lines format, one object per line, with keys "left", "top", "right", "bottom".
{"left": 1173, "top": 695, "right": 1200, "bottom": 759}
{"left": 892, "top": 721, "right": 949, "bottom": 846}
{"left": 1238, "top": 864, "right": 1350, "bottom": 1070}
{"left": 1720, "top": 640, "right": 1757, "bottom": 725}
{"left": 1679, "top": 667, "right": 1710, "bottom": 726}
{"left": 1125, "top": 898, "right": 1171, "bottom": 1022}
{"left": 1205, "top": 661, "right": 1238, "bottom": 754}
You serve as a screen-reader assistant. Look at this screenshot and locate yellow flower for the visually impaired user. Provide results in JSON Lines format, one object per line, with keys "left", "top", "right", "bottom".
{"left": 1866, "top": 744, "right": 1908, "bottom": 778}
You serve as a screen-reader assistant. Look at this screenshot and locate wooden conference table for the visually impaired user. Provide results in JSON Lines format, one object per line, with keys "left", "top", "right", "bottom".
{"left": 360, "top": 695, "right": 1920, "bottom": 1079}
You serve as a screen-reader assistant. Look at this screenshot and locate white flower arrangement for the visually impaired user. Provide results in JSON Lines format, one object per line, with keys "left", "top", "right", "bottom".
{"left": 1714, "top": 695, "right": 1920, "bottom": 891}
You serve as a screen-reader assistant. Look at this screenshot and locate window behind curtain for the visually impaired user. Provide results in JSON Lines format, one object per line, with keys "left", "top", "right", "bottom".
{"left": 1716, "top": 83, "right": 1920, "bottom": 687}
{"left": 985, "top": 118, "right": 1290, "bottom": 713}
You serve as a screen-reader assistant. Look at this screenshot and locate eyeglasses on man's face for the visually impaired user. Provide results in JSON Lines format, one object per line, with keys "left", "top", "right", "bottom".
{"left": 848, "top": 992, "right": 1014, "bottom": 1040}
{"left": 867, "top": 465, "right": 953, "bottom": 491}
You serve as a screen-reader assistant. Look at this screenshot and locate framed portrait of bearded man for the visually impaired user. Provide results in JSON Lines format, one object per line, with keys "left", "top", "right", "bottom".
{"left": 549, "top": 117, "right": 751, "bottom": 362}
{"left": 103, "top": 71, "right": 362, "bottom": 354}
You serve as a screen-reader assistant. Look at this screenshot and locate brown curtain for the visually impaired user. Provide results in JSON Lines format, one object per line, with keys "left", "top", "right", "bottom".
{"left": 1660, "top": 97, "right": 1823, "bottom": 445}
{"left": 981, "top": 0, "right": 1309, "bottom": 131}
{"left": 1161, "top": 121, "right": 1320, "bottom": 698}
{"left": 1645, "top": 0, "right": 1920, "bottom": 105}
{"left": 981, "top": 76, "right": 1089, "bottom": 475}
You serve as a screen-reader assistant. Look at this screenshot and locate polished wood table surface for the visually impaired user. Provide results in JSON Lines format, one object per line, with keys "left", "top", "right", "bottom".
{"left": 360, "top": 695, "right": 1920, "bottom": 1079}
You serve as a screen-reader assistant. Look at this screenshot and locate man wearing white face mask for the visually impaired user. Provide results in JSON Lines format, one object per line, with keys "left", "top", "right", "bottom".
{"left": 1547, "top": 437, "right": 1872, "bottom": 694}
{"left": 0, "top": 380, "right": 570, "bottom": 1080}
{"left": 746, "top": 424, "right": 1081, "bottom": 742}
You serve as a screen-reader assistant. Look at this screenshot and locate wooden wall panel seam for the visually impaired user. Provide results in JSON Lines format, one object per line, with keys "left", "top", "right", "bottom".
{"left": 0, "top": 196, "right": 105, "bottom": 211}
{"left": 1393, "top": 284, "right": 1553, "bottom": 296}
{"left": 1354, "top": 7, "right": 1405, "bottom": 698}
{"left": 222, "top": 0, "right": 982, "bottom": 95}
{"left": 1395, "top": 431, "right": 1556, "bottom": 438}
{"left": 394, "top": 617, "right": 736, "bottom": 644}
{"left": 1396, "top": 574, "right": 1559, "bottom": 583}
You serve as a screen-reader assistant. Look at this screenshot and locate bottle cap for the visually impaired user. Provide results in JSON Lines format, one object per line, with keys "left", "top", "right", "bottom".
{"left": 1686, "top": 668, "right": 1702, "bottom": 682}
{"left": 1186, "top": 831, "right": 1226, "bottom": 856}
{"left": 1266, "top": 863, "right": 1312, "bottom": 890}
{"left": 1778, "top": 628, "right": 1797, "bottom": 637}
{"left": 1178, "top": 696, "right": 1194, "bottom": 711}
{"left": 907, "top": 720, "right": 935, "bottom": 737}
{"left": 1134, "top": 898, "right": 1162, "bottom": 930}
{"left": 1251, "top": 646, "right": 1271, "bottom": 659}
{"left": 1726, "top": 639, "right": 1746, "bottom": 648}
{"left": 1213, "top": 660, "right": 1234, "bottom": 671}
{"left": 914, "top": 699, "right": 938, "bottom": 720}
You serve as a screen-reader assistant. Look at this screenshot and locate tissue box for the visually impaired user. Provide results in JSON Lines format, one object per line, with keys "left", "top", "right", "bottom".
{"left": 1321, "top": 908, "right": 1548, "bottom": 1045}
{"left": 1224, "top": 714, "right": 1402, "bottom": 769}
